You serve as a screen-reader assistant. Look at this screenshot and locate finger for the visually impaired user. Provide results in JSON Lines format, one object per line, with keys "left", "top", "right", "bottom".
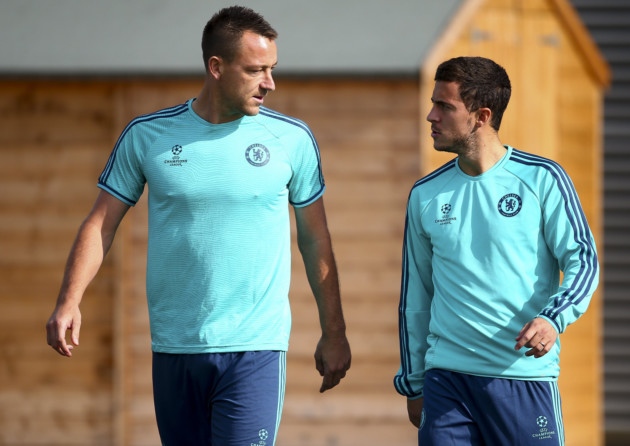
{"left": 71, "top": 319, "right": 81, "bottom": 346}
{"left": 314, "top": 355, "right": 325, "bottom": 377}
{"left": 527, "top": 335, "right": 544, "bottom": 349}
{"left": 47, "top": 321, "right": 65, "bottom": 353}
{"left": 515, "top": 329, "right": 545, "bottom": 351}
{"left": 319, "top": 366, "right": 333, "bottom": 392}
{"left": 47, "top": 319, "right": 75, "bottom": 357}
{"left": 524, "top": 347, "right": 538, "bottom": 357}
{"left": 54, "top": 337, "right": 73, "bottom": 357}
{"left": 60, "top": 344, "right": 74, "bottom": 357}
{"left": 514, "top": 323, "right": 534, "bottom": 350}
{"left": 525, "top": 343, "right": 547, "bottom": 358}
{"left": 320, "top": 371, "right": 341, "bottom": 393}
{"left": 46, "top": 318, "right": 59, "bottom": 347}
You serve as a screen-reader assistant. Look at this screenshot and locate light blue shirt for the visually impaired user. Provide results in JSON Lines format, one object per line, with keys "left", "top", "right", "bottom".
{"left": 395, "top": 146, "right": 599, "bottom": 398}
{"left": 98, "top": 100, "right": 324, "bottom": 353}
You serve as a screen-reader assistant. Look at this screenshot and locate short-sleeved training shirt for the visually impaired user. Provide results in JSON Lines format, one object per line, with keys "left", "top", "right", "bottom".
{"left": 98, "top": 99, "right": 325, "bottom": 353}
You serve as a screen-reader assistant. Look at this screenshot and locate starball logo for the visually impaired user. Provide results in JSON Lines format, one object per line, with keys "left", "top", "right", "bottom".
{"left": 531, "top": 415, "right": 557, "bottom": 441}
{"left": 435, "top": 203, "right": 457, "bottom": 225}
{"left": 164, "top": 145, "right": 188, "bottom": 167}
{"left": 250, "top": 428, "right": 269, "bottom": 446}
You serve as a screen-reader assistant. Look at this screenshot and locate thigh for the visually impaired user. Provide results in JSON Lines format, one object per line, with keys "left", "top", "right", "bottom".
{"left": 420, "top": 369, "right": 483, "bottom": 446}
{"left": 211, "top": 351, "right": 286, "bottom": 446}
{"left": 471, "top": 378, "right": 564, "bottom": 446}
{"left": 152, "top": 351, "right": 287, "bottom": 446}
{"left": 152, "top": 352, "right": 215, "bottom": 446}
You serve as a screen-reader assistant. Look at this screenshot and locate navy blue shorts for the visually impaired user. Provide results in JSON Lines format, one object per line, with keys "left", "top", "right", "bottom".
{"left": 152, "top": 350, "right": 286, "bottom": 446}
{"left": 420, "top": 369, "right": 564, "bottom": 446}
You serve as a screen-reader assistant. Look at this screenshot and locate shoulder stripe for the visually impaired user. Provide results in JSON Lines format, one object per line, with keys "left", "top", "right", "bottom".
{"left": 98, "top": 103, "right": 188, "bottom": 186}
{"left": 259, "top": 107, "right": 325, "bottom": 200}
{"left": 510, "top": 149, "right": 598, "bottom": 322}
{"left": 411, "top": 159, "right": 457, "bottom": 190}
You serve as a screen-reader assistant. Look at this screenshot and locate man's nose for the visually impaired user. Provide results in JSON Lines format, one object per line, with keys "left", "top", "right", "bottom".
{"left": 262, "top": 69, "right": 275, "bottom": 92}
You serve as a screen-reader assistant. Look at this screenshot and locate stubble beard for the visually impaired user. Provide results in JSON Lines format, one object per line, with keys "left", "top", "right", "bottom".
{"left": 433, "top": 118, "right": 478, "bottom": 157}
{"left": 434, "top": 134, "right": 477, "bottom": 158}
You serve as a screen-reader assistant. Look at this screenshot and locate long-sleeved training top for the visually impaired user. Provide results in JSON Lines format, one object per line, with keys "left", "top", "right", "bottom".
{"left": 394, "top": 146, "right": 599, "bottom": 399}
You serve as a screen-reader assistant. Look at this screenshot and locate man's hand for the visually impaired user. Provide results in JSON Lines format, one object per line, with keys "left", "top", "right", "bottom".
{"left": 515, "top": 317, "right": 558, "bottom": 358}
{"left": 314, "top": 334, "right": 351, "bottom": 393}
{"left": 407, "top": 397, "right": 423, "bottom": 428}
{"left": 46, "top": 304, "right": 81, "bottom": 357}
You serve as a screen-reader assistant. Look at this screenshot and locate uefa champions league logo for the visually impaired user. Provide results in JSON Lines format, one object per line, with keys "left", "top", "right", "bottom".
{"left": 532, "top": 415, "right": 557, "bottom": 440}
{"left": 164, "top": 144, "right": 188, "bottom": 166}
{"left": 435, "top": 203, "right": 456, "bottom": 226}
{"left": 250, "top": 428, "right": 269, "bottom": 446}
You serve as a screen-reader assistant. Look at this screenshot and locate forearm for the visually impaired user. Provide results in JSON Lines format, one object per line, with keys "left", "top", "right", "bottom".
{"left": 298, "top": 235, "right": 346, "bottom": 337}
{"left": 47, "top": 190, "right": 128, "bottom": 356}
{"left": 294, "top": 198, "right": 351, "bottom": 391}
{"left": 56, "top": 217, "right": 115, "bottom": 307}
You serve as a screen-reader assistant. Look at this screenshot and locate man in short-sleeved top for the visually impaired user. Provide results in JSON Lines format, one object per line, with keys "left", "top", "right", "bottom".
{"left": 99, "top": 101, "right": 324, "bottom": 353}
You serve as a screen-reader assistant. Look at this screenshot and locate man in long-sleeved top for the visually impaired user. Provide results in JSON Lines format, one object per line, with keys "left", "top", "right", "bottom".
{"left": 394, "top": 56, "right": 599, "bottom": 446}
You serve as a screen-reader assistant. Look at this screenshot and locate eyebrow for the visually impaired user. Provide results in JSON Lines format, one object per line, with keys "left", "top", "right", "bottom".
{"left": 431, "top": 98, "right": 453, "bottom": 108}
{"left": 246, "top": 61, "right": 278, "bottom": 70}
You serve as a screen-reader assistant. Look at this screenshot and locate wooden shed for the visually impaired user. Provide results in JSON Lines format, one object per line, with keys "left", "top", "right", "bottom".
{"left": 0, "top": 0, "right": 609, "bottom": 445}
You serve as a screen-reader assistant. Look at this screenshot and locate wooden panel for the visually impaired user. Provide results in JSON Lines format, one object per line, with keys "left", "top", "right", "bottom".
{"left": 0, "top": 82, "right": 115, "bottom": 445}
{"left": 516, "top": 10, "right": 560, "bottom": 159}
{"left": 0, "top": 81, "right": 115, "bottom": 144}
{"left": 279, "top": 393, "right": 416, "bottom": 446}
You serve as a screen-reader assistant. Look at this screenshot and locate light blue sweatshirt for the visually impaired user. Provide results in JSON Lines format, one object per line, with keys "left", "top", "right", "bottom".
{"left": 394, "top": 146, "right": 599, "bottom": 398}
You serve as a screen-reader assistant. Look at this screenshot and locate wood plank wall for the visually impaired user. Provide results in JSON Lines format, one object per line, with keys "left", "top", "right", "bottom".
{"left": 0, "top": 77, "right": 421, "bottom": 445}
{"left": 0, "top": 81, "right": 118, "bottom": 445}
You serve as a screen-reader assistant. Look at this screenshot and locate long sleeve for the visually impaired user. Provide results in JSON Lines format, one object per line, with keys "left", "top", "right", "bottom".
{"left": 537, "top": 163, "right": 599, "bottom": 333}
{"left": 394, "top": 191, "right": 434, "bottom": 398}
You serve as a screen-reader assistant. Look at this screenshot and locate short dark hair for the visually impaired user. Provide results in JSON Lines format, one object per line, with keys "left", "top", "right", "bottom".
{"left": 435, "top": 57, "right": 512, "bottom": 131}
{"left": 201, "top": 6, "right": 278, "bottom": 70}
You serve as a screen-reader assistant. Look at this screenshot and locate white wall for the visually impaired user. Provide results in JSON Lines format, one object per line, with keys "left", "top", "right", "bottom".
{"left": 0, "top": 0, "right": 461, "bottom": 75}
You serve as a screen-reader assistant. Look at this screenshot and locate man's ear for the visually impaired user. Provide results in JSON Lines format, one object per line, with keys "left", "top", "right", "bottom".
{"left": 475, "top": 107, "right": 492, "bottom": 128}
{"left": 208, "top": 56, "right": 222, "bottom": 79}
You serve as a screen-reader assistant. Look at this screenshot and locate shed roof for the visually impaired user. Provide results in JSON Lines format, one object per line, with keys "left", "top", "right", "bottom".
{"left": 0, "top": 0, "right": 460, "bottom": 75}
{"left": 0, "top": 0, "right": 608, "bottom": 84}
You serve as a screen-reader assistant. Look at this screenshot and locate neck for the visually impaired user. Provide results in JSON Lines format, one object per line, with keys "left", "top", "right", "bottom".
{"left": 457, "top": 138, "right": 506, "bottom": 176}
{"left": 192, "top": 83, "right": 242, "bottom": 124}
